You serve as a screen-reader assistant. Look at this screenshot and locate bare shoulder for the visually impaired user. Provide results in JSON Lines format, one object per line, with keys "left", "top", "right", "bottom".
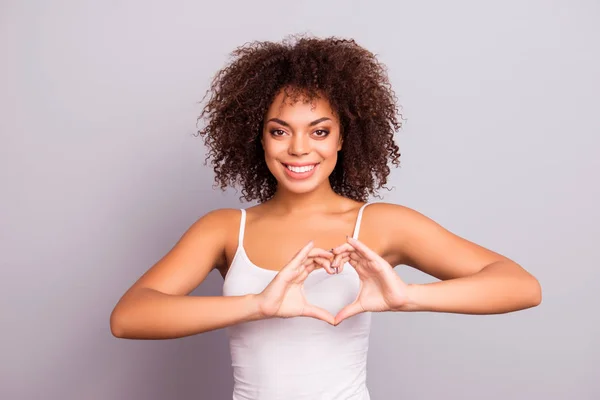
{"left": 194, "top": 207, "right": 241, "bottom": 233}
{"left": 365, "top": 202, "right": 434, "bottom": 228}
{"left": 125, "top": 207, "right": 241, "bottom": 296}
{"left": 360, "top": 202, "right": 415, "bottom": 262}
{"left": 182, "top": 207, "right": 241, "bottom": 250}
{"left": 365, "top": 201, "right": 452, "bottom": 236}
{"left": 363, "top": 201, "right": 411, "bottom": 220}
{"left": 365, "top": 202, "right": 510, "bottom": 280}
{"left": 188, "top": 207, "right": 242, "bottom": 266}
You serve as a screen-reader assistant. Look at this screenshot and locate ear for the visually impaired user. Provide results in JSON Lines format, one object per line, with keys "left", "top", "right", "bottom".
{"left": 337, "top": 136, "right": 343, "bottom": 151}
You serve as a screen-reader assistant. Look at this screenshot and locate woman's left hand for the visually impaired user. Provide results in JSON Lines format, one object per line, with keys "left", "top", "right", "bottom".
{"left": 331, "top": 236, "right": 410, "bottom": 325}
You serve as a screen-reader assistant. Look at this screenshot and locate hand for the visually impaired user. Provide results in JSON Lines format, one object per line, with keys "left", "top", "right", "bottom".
{"left": 256, "top": 241, "right": 336, "bottom": 325}
{"left": 332, "top": 236, "right": 410, "bottom": 325}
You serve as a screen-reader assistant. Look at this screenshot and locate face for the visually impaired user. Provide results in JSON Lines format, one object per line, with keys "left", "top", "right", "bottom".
{"left": 261, "top": 89, "right": 343, "bottom": 195}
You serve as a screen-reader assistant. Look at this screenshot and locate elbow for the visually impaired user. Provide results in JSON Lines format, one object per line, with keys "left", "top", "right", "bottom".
{"left": 531, "top": 277, "right": 542, "bottom": 307}
{"left": 510, "top": 263, "right": 542, "bottom": 310}
{"left": 110, "top": 307, "right": 129, "bottom": 338}
{"left": 524, "top": 275, "right": 542, "bottom": 309}
{"left": 110, "top": 288, "right": 146, "bottom": 338}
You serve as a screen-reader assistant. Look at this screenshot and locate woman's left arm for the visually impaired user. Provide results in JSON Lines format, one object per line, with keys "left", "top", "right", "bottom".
{"left": 383, "top": 203, "right": 542, "bottom": 314}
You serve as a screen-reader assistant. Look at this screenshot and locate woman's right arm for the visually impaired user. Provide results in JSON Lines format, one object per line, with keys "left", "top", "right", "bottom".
{"left": 109, "top": 209, "right": 260, "bottom": 340}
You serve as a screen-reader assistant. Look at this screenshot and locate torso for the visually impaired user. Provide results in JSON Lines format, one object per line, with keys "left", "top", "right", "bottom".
{"left": 218, "top": 200, "right": 396, "bottom": 278}
{"left": 220, "top": 199, "right": 378, "bottom": 399}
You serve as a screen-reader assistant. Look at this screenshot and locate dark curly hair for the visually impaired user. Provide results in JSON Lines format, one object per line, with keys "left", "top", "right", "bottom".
{"left": 196, "top": 34, "right": 403, "bottom": 203}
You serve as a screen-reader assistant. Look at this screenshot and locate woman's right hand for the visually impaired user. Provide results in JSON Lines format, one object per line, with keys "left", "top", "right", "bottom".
{"left": 255, "top": 241, "right": 335, "bottom": 325}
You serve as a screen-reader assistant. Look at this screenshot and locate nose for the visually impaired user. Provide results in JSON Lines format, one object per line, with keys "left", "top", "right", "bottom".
{"left": 288, "top": 133, "right": 310, "bottom": 156}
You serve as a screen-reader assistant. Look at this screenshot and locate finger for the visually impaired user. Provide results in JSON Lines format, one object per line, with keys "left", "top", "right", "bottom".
{"left": 289, "top": 241, "right": 315, "bottom": 266}
{"left": 301, "top": 259, "right": 324, "bottom": 273}
{"left": 334, "top": 301, "right": 365, "bottom": 325}
{"left": 331, "top": 252, "right": 352, "bottom": 263}
{"left": 331, "top": 243, "right": 354, "bottom": 255}
{"left": 301, "top": 260, "right": 320, "bottom": 271}
{"left": 308, "top": 248, "right": 334, "bottom": 261}
{"left": 305, "top": 262, "right": 318, "bottom": 273}
{"left": 348, "top": 252, "right": 368, "bottom": 271}
{"left": 307, "top": 253, "right": 333, "bottom": 274}
{"left": 303, "top": 304, "right": 335, "bottom": 325}
{"left": 280, "top": 241, "right": 315, "bottom": 281}
{"left": 349, "top": 252, "right": 361, "bottom": 261}
{"left": 346, "top": 237, "right": 380, "bottom": 260}
{"left": 337, "top": 256, "right": 350, "bottom": 273}
{"left": 331, "top": 254, "right": 345, "bottom": 274}
{"left": 347, "top": 243, "right": 386, "bottom": 273}
{"left": 311, "top": 256, "right": 334, "bottom": 274}
{"left": 296, "top": 265, "right": 311, "bottom": 282}
{"left": 348, "top": 258, "right": 360, "bottom": 270}
{"left": 297, "top": 260, "right": 325, "bottom": 282}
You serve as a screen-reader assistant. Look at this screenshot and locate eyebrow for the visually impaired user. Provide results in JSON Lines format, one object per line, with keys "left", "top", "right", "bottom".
{"left": 266, "top": 117, "right": 332, "bottom": 127}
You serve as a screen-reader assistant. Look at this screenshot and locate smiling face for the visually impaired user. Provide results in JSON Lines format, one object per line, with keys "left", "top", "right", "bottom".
{"left": 261, "top": 89, "right": 343, "bottom": 196}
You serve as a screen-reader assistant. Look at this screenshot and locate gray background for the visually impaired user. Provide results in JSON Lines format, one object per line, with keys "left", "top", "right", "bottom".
{"left": 2, "top": 0, "right": 598, "bottom": 399}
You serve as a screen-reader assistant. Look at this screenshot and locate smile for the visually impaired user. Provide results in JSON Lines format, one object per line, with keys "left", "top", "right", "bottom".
{"left": 284, "top": 164, "right": 318, "bottom": 173}
{"left": 281, "top": 162, "right": 320, "bottom": 180}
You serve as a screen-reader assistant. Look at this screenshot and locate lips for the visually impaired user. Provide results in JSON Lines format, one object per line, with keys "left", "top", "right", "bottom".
{"left": 281, "top": 162, "right": 320, "bottom": 180}
{"left": 283, "top": 163, "right": 318, "bottom": 173}
{"left": 282, "top": 162, "right": 320, "bottom": 167}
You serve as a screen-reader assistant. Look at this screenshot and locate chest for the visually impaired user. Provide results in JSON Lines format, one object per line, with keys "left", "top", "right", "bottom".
{"left": 224, "top": 254, "right": 362, "bottom": 317}
{"left": 223, "top": 212, "right": 387, "bottom": 275}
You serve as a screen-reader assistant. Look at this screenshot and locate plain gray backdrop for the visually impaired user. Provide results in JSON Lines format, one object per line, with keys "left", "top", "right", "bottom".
{"left": 2, "top": 0, "right": 599, "bottom": 399}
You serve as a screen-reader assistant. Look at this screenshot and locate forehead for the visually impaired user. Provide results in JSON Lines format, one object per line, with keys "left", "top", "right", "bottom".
{"left": 265, "top": 89, "right": 337, "bottom": 123}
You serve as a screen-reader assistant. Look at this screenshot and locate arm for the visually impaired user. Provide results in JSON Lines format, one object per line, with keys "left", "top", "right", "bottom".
{"left": 380, "top": 203, "right": 542, "bottom": 314}
{"left": 110, "top": 209, "right": 261, "bottom": 339}
{"left": 111, "top": 290, "right": 262, "bottom": 339}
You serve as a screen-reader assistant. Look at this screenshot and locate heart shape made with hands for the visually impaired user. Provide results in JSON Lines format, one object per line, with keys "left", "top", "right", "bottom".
{"left": 258, "top": 236, "right": 410, "bottom": 326}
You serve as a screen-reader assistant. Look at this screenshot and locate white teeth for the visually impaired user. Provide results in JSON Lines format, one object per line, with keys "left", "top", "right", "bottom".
{"left": 286, "top": 164, "right": 316, "bottom": 173}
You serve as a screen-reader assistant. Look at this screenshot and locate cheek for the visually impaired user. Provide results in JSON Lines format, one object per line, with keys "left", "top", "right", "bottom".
{"left": 261, "top": 136, "right": 278, "bottom": 157}
{"left": 262, "top": 139, "right": 285, "bottom": 170}
{"left": 316, "top": 141, "right": 340, "bottom": 159}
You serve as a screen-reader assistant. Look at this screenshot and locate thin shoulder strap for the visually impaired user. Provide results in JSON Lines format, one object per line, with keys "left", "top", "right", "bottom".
{"left": 238, "top": 209, "right": 247, "bottom": 245}
{"left": 352, "top": 202, "right": 372, "bottom": 239}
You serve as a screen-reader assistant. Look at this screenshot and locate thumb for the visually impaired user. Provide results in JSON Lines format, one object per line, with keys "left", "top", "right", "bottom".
{"left": 302, "top": 304, "right": 335, "bottom": 325}
{"left": 334, "top": 302, "right": 364, "bottom": 326}
{"left": 289, "top": 241, "right": 315, "bottom": 268}
{"left": 279, "top": 241, "right": 315, "bottom": 282}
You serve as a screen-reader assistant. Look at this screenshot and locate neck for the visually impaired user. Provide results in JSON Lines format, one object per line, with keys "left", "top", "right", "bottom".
{"left": 268, "top": 182, "right": 342, "bottom": 215}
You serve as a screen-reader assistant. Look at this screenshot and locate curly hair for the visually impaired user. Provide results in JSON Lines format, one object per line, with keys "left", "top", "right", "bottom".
{"left": 196, "top": 34, "right": 403, "bottom": 203}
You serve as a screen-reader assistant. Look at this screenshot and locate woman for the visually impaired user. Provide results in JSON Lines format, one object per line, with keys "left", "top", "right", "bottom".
{"left": 110, "top": 35, "right": 542, "bottom": 399}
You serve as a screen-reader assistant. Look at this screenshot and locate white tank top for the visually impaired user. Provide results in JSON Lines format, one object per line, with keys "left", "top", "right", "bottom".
{"left": 222, "top": 203, "right": 373, "bottom": 400}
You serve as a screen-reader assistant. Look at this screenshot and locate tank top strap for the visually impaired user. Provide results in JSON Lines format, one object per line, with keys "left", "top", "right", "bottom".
{"left": 238, "top": 209, "right": 247, "bottom": 245}
{"left": 351, "top": 202, "right": 372, "bottom": 239}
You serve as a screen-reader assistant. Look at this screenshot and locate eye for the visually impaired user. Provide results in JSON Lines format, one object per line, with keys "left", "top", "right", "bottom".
{"left": 269, "top": 129, "right": 287, "bottom": 137}
{"left": 313, "top": 129, "right": 330, "bottom": 138}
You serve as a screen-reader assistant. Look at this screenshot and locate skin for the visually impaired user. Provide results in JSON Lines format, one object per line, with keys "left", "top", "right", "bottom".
{"left": 109, "top": 88, "right": 542, "bottom": 339}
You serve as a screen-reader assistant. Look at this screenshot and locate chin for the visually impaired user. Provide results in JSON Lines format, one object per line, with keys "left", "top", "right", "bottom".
{"left": 279, "top": 181, "right": 322, "bottom": 194}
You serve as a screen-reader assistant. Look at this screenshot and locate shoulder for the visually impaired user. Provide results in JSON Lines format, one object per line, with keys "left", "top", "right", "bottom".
{"left": 185, "top": 208, "right": 243, "bottom": 269}
{"left": 200, "top": 207, "right": 242, "bottom": 221}
{"left": 365, "top": 201, "right": 446, "bottom": 238}
{"left": 363, "top": 201, "right": 421, "bottom": 224}
{"left": 362, "top": 202, "right": 440, "bottom": 261}
{"left": 365, "top": 202, "right": 507, "bottom": 278}
{"left": 188, "top": 207, "right": 242, "bottom": 236}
